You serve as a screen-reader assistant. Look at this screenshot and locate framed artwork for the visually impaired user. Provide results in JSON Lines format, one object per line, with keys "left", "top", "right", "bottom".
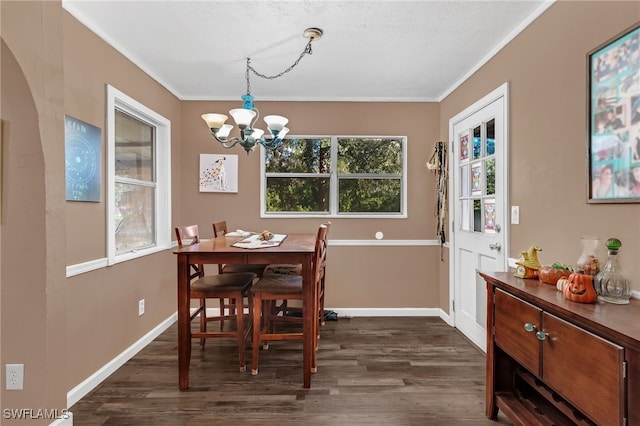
{"left": 65, "top": 115, "right": 102, "bottom": 202}
{"left": 484, "top": 199, "right": 496, "bottom": 234}
{"left": 587, "top": 22, "right": 640, "bottom": 203}
{"left": 471, "top": 163, "right": 482, "bottom": 196}
{"left": 199, "top": 154, "right": 238, "bottom": 192}
{"left": 459, "top": 134, "right": 469, "bottom": 161}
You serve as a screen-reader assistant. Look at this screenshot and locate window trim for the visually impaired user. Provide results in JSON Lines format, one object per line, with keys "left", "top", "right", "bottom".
{"left": 106, "top": 85, "right": 172, "bottom": 265}
{"left": 260, "top": 135, "right": 407, "bottom": 219}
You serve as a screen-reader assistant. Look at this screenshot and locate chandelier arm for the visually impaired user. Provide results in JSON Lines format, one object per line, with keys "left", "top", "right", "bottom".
{"left": 211, "top": 132, "right": 240, "bottom": 149}
{"left": 251, "top": 106, "right": 260, "bottom": 129}
{"left": 259, "top": 137, "right": 284, "bottom": 151}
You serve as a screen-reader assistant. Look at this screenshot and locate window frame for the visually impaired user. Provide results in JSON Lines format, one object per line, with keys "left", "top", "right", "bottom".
{"left": 106, "top": 85, "right": 172, "bottom": 265}
{"left": 260, "top": 135, "right": 407, "bottom": 218}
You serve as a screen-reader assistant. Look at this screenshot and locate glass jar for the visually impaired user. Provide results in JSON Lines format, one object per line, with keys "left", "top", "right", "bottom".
{"left": 594, "top": 238, "right": 631, "bottom": 304}
{"left": 576, "top": 236, "right": 601, "bottom": 276}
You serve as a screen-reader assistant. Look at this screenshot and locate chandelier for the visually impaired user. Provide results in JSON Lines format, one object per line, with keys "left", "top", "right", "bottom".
{"left": 202, "top": 27, "right": 323, "bottom": 154}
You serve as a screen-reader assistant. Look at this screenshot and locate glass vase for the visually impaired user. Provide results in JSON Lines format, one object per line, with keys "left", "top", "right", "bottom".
{"left": 594, "top": 238, "right": 631, "bottom": 304}
{"left": 576, "top": 237, "right": 601, "bottom": 276}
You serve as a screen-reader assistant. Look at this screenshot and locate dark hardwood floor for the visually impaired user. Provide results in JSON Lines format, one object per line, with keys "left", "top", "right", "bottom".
{"left": 71, "top": 316, "right": 512, "bottom": 425}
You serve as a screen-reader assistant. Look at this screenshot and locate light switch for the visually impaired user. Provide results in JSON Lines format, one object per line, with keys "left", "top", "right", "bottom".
{"left": 511, "top": 206, "right": 520, "bottom": 225}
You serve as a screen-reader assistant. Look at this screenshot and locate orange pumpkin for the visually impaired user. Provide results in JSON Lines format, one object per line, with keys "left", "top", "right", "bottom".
{"left": 562, "top": 273, "right": 597, "bottom": 303}
{"left": 538, "top": 266, "right": 572, "bottom": 285}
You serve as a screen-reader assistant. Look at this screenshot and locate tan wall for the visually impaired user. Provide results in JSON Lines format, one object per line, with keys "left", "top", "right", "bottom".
{"left": 1, "top": 1, "right": 67, "bottom": 423}
{"left": 62, "top": 11, "right": 182, "bottom": 390}
{"left": 440, "top": 1, "right": 640, "bottom": 305}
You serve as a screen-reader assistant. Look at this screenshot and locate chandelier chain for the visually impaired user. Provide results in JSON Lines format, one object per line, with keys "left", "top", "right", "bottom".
{"left": 245, "top": 41, "right": 313, "bottom": 94}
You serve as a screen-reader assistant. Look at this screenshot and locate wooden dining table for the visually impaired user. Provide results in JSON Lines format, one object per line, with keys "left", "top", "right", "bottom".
{"left": 173, "top": 233, "right": 317, "bottom": 389}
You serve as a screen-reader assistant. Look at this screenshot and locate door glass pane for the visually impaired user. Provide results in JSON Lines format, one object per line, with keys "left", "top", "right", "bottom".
{"left": 473, "top": 199, "right": 482, "bottom": 232}
{"left": 473, "top": 125, "right": 481, "bottom": 159}
{"left": 115, "top": 110, "right": 154, "bottom": 182}
{"left": 461, "top": 165, "right": 469, "bottom": 196}
{"left": 484, "top": 198, "right": 496, "bottom": 234}
{"left": 485, "top": 158, "right": 495, "bottom": 196}
{"left": 114, "top": 182, "right": 155, "bottom": 253}
{"left": 461, "top": 199, "right": 470, "bottom": 231}
{"left": 486, "top": 119, "right": 495, "bottom": 155}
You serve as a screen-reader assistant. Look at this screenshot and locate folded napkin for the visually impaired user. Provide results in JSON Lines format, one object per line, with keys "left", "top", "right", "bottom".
{"left": 225, "top": 229, "right": 253, "bottom": 238}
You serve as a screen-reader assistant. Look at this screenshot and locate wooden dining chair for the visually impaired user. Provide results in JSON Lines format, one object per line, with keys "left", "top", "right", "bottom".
{"left": 175, "top": 225, "right": 256, "bottom": 372}
{"left": 261, "top": 221, "right": 331, "bottom": 326}
{"left": 250, "top": 222, "right": 330, "bottom": 376}
{"left": 212, "top": 220, "right": 269, "bottom": 330}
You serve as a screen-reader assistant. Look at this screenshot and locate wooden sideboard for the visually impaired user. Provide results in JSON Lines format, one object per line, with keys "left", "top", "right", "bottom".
{"left": 480, "top": 271, "right": 640, "bottom": 426}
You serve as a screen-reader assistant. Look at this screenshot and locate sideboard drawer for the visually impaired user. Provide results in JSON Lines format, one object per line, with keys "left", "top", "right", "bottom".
{"left": 494, "top": 288, "right": 541, "bottom": 375}
{"left": 542, "top": 312, "right": 624, "bottom": 426}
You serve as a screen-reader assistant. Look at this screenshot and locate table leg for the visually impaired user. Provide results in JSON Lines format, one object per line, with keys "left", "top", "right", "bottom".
{"left": 302, "top": 254, "right": 314, "bottom": 388}
{"left": 177, "top": 256, "right": 191, "bottom": 390}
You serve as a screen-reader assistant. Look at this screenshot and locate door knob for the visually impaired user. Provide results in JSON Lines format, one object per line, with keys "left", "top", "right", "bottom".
{"left": 489, "top": 242, "right": 501, "bottom": 251}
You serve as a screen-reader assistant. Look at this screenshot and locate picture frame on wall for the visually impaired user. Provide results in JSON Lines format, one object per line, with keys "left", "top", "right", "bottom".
{"left": 587, "top": 22, "right": 640, "bottom": 203}
{"left": 199, "top": 154, "right": 239, "bottom": 193}
{"left": 65, "top": 115, "right": 102, "bottom": 202}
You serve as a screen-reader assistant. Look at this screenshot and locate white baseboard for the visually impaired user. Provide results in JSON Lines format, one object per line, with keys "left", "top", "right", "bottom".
{"left": 438, "top": 309, "right": 452, "bottom": 326}
{"left": 205, "top": 307, "right": 447, "bottom": 318}
{"left": 330, "top": 307, "right": 443, "bottom": 318}
{"left": 49, "top": 412, "right": 73, "bottom": 426}
{"left": 66, "top": 312, "right": 177, "bottom": 408}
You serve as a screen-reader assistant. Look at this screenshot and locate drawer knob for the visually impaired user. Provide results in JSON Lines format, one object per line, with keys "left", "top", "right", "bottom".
{"left": 524, "top": 323, "right": 536, "bottom": 332}
{"left": 536, "top": 331, "right": 549, "bottom": 341}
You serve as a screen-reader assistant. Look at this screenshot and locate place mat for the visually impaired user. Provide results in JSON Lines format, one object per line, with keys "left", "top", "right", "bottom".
{"left": 232, "top": 233, "right": 287, "bottom": 249}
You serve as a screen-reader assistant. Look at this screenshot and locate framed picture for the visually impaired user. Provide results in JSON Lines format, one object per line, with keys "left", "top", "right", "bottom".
{"left": 65, "top": 115, "right": 102, "bottom": 202}
{"left": 471, "top": 163, "right": 482, "bottom": 196}
{"left": 587, "top": 22, "right": 640, "bottom": 203}
{"left": 199, "top": 154, "right": 238, "bottom": 192}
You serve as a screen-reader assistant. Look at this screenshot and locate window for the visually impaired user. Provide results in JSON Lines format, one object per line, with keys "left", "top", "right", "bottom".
{"left": 262, "top": 136, "right": 406, "bottom": 218}
{"left": 106, "top": 85, "right": 171, "bottom": 265}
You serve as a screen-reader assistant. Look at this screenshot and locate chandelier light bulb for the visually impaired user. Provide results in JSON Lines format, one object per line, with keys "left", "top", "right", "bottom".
{"left": 264, "top": 115, "right": 289, "bottom": 131}
{"left": 201, "top": 113, "right": 228, "bottom": 130}
{"left": 217, "top": 124, "right": 233, "bottom": 139}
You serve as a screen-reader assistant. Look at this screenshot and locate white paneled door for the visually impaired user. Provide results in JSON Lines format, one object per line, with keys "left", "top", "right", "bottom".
{"left": 449, "top": 83, "right": 509, "bottom": 351}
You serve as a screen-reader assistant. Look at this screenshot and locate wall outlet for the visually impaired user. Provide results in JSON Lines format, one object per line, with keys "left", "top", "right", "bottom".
{"left": 6, "top": 364, "right": 24, "bottom": 390}
{"left": 511, "top": 206, "right": 520, "bottom": 225}
{"left": 138, "top": 299, "right": 145, "bottom": 316}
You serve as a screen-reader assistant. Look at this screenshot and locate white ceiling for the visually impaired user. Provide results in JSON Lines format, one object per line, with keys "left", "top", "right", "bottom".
{"left": 62, "top": 0, "right": 553, "bottom": 102}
